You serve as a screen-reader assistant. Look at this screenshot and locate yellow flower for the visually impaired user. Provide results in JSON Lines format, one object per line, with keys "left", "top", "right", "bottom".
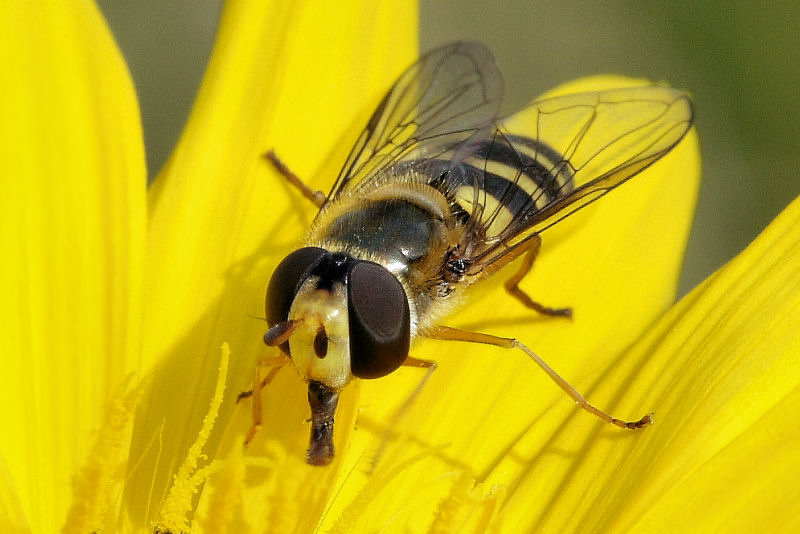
{"left": 3, "top": 1, "right": 799, "bottom": 533}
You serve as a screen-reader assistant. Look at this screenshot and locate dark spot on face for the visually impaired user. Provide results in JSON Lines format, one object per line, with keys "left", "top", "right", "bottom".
{"left": 314, "top": 326, "right": 328, "bottom": 359}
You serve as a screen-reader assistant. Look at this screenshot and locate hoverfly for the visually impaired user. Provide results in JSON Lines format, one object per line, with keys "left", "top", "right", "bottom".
{"left": 247, "top": 42, "right": 694, "bottom": 466}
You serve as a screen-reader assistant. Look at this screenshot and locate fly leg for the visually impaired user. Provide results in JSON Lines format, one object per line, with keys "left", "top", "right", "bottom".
{"left": 238, "top": 354, "right": 291, "bottom": 445}
{"left": 426, "top": 325, "right": 653, "bottom": 429}
{"left": 263, "top": 150, "right": 327, "bottom": 208}
{"left": 240, "top": 320, "right": 301, "bottom": 445}
{"left": 504, "top": 233, "right": 572, "bottom": 318}
{"left": 395, "top": 357, "right": 438, "bottom": 417}
{"left": 366, "top": 356, "right": 438, "bottom": 471}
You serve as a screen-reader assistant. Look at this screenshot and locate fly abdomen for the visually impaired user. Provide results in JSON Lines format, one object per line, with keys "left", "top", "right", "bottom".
{"left": 434, "top": 134, "right": 574, "bottom": 241}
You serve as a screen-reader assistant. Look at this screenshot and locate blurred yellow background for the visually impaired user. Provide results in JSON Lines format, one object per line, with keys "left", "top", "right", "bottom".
{"left": 97, "top": 1, "right": 800, "bottom": 296}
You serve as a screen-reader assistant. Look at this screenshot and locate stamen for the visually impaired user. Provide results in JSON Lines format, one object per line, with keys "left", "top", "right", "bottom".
{"left": 61, "top": 385, "right": 140, "bottom": 533}
{"left": 155, "top": 343, "right": 230, "bottom": 533}
{"left": 429, "top": 473, "right": 504, "bottom": 533}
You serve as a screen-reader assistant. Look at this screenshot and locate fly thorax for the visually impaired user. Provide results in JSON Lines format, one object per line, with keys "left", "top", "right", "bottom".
{"left": 288, "top": 280, "right": 351, "bottom": 390}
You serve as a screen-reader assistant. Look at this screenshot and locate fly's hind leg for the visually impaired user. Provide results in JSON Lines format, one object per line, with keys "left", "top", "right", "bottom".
{"left": 504, "top": 233, "right": 572, "bottom": 318}
{"left": 426, "top": 325, "right": 653, "bottom": 429}
{"left": 263, "top": 149, "right": 326, "bottom": 208}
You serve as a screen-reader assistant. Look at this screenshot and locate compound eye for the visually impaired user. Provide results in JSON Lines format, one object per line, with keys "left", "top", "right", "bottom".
{"left": 348, "top": 262, "right": 410, "bottom": 379}
{"left": 265, "top": 247, "right": 327, "bottom": 325}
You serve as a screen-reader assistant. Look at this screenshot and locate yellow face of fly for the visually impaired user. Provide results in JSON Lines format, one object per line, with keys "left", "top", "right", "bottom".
{"left": 288, "top": 278, "right": 352, "bottom": 390}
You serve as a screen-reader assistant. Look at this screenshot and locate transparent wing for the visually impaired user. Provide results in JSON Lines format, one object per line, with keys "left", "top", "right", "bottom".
{"left": 320, "top": 41, "right": 503, "bottom": 210}
{"left": 448, "top": 84, "right": 694, "bottom": 275}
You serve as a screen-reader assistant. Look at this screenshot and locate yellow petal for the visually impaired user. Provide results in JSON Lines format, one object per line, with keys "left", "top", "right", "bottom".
{"left": 0, "top": 456, "right": 29, "bottom": 533}
{"left": 129, "top": 1, "right": 418, "bottom": 528}
{"left": 0, "top": 2, "right": 145, "bottom": 532}
{"left": 606, "top": 194, "right": 800, "bottom": 533}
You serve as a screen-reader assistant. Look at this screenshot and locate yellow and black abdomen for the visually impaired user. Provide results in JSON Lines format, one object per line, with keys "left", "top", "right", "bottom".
{"left": 426, "top": 134, "right": 575, "bottom": 248}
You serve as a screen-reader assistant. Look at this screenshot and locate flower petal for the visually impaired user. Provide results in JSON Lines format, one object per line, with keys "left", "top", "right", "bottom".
{"left": 0, "top": 2, "right": 145, "bottom": 531}
{"left": 0, "top": 455, "right": 29, "bottom": 533}
{"left": 606, "top": 194, "right": 800, "bottom": 533}
{"left": 129, "top": 1, "right": 419, "bottom": 528}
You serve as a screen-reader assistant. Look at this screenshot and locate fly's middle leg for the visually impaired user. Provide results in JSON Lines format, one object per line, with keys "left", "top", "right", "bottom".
{"left": 504, "top": 233, "right": 572, "bottom": 318}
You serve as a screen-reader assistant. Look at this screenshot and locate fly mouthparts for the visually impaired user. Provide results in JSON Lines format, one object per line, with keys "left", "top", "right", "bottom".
{"left": 306, "top": 381, "right": 339, "bottom": 466}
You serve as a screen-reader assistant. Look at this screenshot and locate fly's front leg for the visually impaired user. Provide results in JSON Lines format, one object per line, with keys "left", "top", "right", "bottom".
{"left": 504, "top": 233, "right": 572, "bottom": 318}
{"left": 366, "top": 356, "right": 438, "bottom": 472}
{"left": 377, "top": 356, "right": 438, "bottom": 438}
{"left": 263, "top": 149, "right": 327, "bottom": 208}
{"left": 426, "top": 325, "right": 653, "bottom": 429}
{"left": 240, "top": 320, "right": 302, "bottom": 445}
{"left": 396, "top": 356, "right": 438, "bottom": 414}
{"left": 239, "top": 354, "right": 291, "bottom": 446}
